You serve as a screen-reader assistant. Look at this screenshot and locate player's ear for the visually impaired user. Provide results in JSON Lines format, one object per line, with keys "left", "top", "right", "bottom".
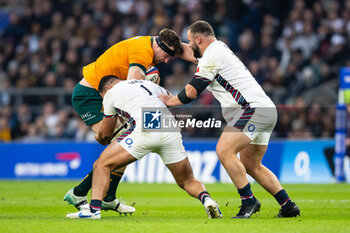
{"left": 105, "top": 80, "right": 117, "bottom": 91}
{"left": 195, "top": 34, "right": 201, "bottom": 44}
{"left": 105, "top": 84, "right": 113, "bottom": 92}
{"left": 100, "top": 90, "right": 106, "bottom": 98}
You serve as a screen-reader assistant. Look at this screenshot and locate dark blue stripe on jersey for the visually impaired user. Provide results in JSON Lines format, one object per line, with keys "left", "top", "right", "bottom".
{"left": 215, "top": 75, "right": 255, "bottom": 130}
{"left": 233, "top": 106, "right": 255, "bottom": 130}
{"left": 215, "top": 75, "right": 248, "bottom": 107}
{"left": 114, "top": 108, "right": 136, "bottom": 142}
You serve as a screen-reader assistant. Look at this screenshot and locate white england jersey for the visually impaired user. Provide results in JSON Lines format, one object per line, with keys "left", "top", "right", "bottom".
{"left": 194, "top": 40, "right": 274, "bottom": 122}
{"left": 103, "top": 80, "right": 168, "bottom": 132}
{"left": 102, "top": 79, "right": 187, "bottom": 164}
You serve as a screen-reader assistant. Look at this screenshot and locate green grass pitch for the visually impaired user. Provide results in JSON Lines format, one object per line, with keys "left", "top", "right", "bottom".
{"left": 1, "top": 181, "right": 350, "bottom": 233}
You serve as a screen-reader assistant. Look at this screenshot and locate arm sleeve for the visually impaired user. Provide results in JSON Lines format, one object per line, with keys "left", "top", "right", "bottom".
{"left": 188, "top": 76, "right": 211, "bottom": 96}
{"left": 194, "top": 55, "right": 219, "bottom": 82}
{"left": 128, "top": 44, "right": 154, "bottom": 74}
{"left": 158, "top": 86, "right": 169, "bottom": 95}
{"left": 102, "top": 92, "right": 118, "bottom": 117}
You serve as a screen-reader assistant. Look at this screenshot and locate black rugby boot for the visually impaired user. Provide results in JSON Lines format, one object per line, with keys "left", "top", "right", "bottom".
{"left": 277, "top": 201, "right": 300, "bottom": 217}
{"left": 232, "top": 198, "right": 261, "bottom": 219}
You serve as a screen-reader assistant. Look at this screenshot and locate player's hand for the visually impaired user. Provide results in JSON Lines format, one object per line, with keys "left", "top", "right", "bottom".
{"left": 95, "top": 133, "right": 101, "bottom": 143}
{"left": 166, "top": 89, "right": 173, "bottom": 97}
{"left": 158, "top": 94, "right": 172, "bottom": 106}
{"left": 156, "top": 76, "right": 161, "bottom": 85}
{"left": 95, "top": 133, "right": 108, "bottom": 146}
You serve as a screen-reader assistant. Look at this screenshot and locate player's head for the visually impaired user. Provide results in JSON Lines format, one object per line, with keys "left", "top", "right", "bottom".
{"left": 187, "top": 20, "right": 215, "bottom": 58}
{"left": 153, "top": 28, "right": 183, "bottom": 64}
{"left": 98, "top": 75, "right": 120, "bottom": 97}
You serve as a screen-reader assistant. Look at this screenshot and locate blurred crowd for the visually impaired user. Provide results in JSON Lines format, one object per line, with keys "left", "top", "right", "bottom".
{"left": 0, "top": 0, "right": 349, "bottom": 141}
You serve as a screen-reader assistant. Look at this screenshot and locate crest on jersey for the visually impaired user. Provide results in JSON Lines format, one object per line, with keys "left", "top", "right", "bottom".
{"left": 143, "top": 110, "right": 161, "bottom": 129}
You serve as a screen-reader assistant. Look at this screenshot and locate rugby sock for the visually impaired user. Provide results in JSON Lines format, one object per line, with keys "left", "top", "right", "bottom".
{"left": 90, "top": 199, "right": 102, "bottom": 213}
{"left": 198, "top": 191, "right": 211, "bottom": 204}
{"left": 274, "top": 189, "right": 291, "bottom": 207}
{"left": 238, "top": 183, "right": 256, "bottom": 206}
{"left": 103, "top": 172, "right": 124, "bottom": 202}
{"left": 73, "top": 171, "right": 93, "bottom": 196}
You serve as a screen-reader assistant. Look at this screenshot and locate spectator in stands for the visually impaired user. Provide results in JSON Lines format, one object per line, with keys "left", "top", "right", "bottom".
{"left": 21, "top": 124, "right": 44, "bottom": 142}
{"left": 41, "top": 102, "right": 58, "bottom": 138}
{"left": 0, "top": 116, "right": 11, "bottom": 141}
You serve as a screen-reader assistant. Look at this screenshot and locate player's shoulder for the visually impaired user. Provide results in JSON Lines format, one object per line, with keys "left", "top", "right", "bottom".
{"left": 202, "top": 41, "right": 234, "bottom": 62}
{"left": 201, "top": 41, "right": 221, "bottom": 57}
{"left": 103, "top": 87, "right": 115, "bottom": 105}
{"left": 198, "top": 47, "right": 220, "bottom": 67}
{"left": 125, "top": 36, "right": 152, "bottom": 48}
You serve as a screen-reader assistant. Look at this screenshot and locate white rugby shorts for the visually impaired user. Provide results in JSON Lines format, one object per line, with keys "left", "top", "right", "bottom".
{"left": 228, "top": 103, "right": 277, "bottom": 145}
{"left": 119, "top": 130, "right": 187, "bottom": 164}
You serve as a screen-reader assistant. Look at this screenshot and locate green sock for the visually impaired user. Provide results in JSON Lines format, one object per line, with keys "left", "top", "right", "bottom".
{"left": 73, "top": 171, "right": 93, "bottom": 196}
{"left": 103, "top": 172, "right": 124, "bottom": 202}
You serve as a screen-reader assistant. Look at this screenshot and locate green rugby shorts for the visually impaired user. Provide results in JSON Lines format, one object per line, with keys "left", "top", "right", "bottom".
{"left": 72, "top": 83, "right": 103, "bottom": 126}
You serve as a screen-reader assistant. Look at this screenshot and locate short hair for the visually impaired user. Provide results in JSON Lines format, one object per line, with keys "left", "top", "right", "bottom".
{"left": 158, "top": 28, "right": 183, "bottom": 55}
{"left": 98, "top": 75, "right": 119, "bottom": 93}
{"left": 188, "top": 20, "right": 215, "bottom": 37}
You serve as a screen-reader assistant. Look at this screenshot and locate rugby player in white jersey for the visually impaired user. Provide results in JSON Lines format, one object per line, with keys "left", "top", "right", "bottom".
{"left": 159, "top": 20, "right": 300, "bottom": 218}
{"left": 66, "top": 75, "right": 222, "bottom": 219}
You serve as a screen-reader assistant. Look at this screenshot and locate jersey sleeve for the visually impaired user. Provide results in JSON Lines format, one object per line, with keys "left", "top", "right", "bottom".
{"left": 194, "top": 55, "right": 219, "bottom": 82}
{"left": 128, "top": 41, "right": 154, "bottom": 73}
{"left": 102, "top": 91, "right": 117, "bottom": 118}
{"left": 158, "top": 86, "right": 169, "bottom": 95}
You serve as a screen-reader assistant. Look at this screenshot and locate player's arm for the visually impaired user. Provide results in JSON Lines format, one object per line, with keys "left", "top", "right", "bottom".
{"left": 127, "top": 66, "right": 146, "bottom": 80}
{"left": 127, "top": 65, "right": 161, "bottom": 84}
{"left": 95, "top": 115, "right": 118, "bottom": 145}
{"left": 159, "top": 76, "right": 210, "bottom": 107}
{"left": 177, "top": 43, "right": 198, "bottom": 64}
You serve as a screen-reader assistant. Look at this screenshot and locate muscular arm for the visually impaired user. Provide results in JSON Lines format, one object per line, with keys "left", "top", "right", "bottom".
{"left": 127, "top": 66, "right": 146, "bottom": 80}
{"left": 177, "top": 43, "right": 198, "bottom": 64}
{"left": 95, "top": 116, "right": 118, "bottom": 145}
{"left": 159, "top": 84, "right": 198, "bottom": 107}
{"left": 159, "top": 77, "right": 210, "bottom": 106}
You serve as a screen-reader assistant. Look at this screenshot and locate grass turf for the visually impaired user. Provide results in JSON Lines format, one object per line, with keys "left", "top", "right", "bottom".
{"left": 0, "top": 181, "right": 350, "bottom": 233}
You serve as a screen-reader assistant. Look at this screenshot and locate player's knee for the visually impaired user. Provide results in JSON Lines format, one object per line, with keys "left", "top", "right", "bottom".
{"left": 93, "top": 158, "right": 106, "bottom": 170}
{"left": 92, "top": 160, "right": 100, "bottom": 170}
{"left": 243, "top": 161, "right": 261, "bottom": 175}
{"left": 216, "top": 145, "right": 230, "bottom": 161}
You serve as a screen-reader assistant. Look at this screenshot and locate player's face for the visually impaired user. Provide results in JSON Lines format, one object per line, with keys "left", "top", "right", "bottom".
{"left": 187, "top": 30, "right": 201, "bottom": 58}
{"left": 154, "top": 46, "right": 172, "bottom": 64}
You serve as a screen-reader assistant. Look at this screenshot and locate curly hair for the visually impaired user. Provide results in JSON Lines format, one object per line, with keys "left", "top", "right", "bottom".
{"left": 158, "top": 28, "right": 183, "bottom": 55}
